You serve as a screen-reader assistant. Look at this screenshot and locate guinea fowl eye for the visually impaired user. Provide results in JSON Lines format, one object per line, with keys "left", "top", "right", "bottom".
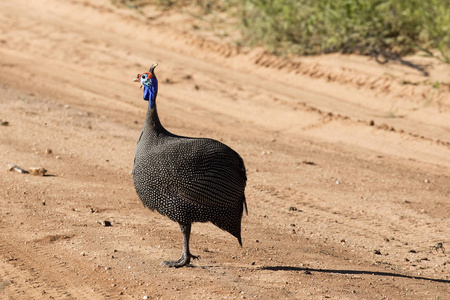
{"left": 141, "top": 74, "right": 147, "bottom": 79}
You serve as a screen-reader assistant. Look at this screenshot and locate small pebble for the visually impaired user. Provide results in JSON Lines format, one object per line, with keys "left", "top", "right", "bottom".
{"left": 29, "top": 167, "right": 47, "bottom": 176}
{"left": 374, "top": 250, "right": 382, "bottom": 255}
{"left": 45, "top": 148, "right": 53, "bottom": 154}
{"left": 102, "top": 220, "right": 112, "bottom": 227}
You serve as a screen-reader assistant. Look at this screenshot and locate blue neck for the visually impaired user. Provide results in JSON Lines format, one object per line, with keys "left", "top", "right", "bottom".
{"left": 143, "top": 79, "right": 158, "bottom": 108}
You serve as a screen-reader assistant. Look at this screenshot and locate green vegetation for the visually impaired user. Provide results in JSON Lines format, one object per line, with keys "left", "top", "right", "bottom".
{"left": 241, "top": 0, "right": 450, "bottom": 61}
{"left": 113, "top": 0, "right": 450, "bottom": 62}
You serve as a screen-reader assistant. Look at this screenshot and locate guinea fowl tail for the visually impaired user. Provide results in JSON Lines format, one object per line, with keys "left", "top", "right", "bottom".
{"left": 237, "top": 195, "right": 247, "bottom": 246}
{"left": 243, "top": 195, "right": 248, "bottom": 215}
{"left": 211, "top": 195, "right": 247, "bottom": 247}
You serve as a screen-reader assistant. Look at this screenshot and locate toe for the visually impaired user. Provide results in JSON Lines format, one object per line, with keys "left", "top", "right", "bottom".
{"left": 161, "top": 256, "right": 189, "bottom": 268}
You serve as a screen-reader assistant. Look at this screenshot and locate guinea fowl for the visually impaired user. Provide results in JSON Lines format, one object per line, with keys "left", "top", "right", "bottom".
{"left": 132, "top": 63, "right": 247, "bottom": 267}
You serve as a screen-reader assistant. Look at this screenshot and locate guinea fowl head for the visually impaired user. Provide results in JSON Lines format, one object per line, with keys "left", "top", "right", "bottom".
{"left": 133, "top": 63, "right": 158, "bottom": 107}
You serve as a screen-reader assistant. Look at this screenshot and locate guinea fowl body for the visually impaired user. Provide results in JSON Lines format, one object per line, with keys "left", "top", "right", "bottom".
{"left": 132, "top": 64, "right": 247, "bottom": 267}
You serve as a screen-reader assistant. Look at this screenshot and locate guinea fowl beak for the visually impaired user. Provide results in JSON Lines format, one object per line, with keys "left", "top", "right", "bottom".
{"left": 133, "top": 75, "right": 142, "bottom": 88}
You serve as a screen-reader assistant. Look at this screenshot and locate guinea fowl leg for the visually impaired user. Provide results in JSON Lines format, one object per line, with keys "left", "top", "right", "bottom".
{"left": 162, "top": 223, "right": 199, "bottom": 267}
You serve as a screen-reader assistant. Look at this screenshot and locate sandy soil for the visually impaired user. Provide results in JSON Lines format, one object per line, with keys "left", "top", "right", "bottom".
{"left": 1, "top": 0, "right": 449, "bottom": 299}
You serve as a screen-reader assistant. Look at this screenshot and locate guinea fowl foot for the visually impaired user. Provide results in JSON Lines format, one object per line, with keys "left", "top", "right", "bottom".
{"left": 160, "top": 223, "right": 199, "bottom": 267}
{"left": 161, "top": 253, "right": 199, "bottom": 268}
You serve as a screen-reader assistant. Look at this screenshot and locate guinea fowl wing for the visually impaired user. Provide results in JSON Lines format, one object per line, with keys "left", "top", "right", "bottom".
{"left": 167, "top": 138, "right": 247, "bottom": 210}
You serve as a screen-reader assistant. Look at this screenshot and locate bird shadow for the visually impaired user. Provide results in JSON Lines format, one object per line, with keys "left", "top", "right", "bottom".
{"left": 259, "top": 266, "right": 450, "bottom": 283}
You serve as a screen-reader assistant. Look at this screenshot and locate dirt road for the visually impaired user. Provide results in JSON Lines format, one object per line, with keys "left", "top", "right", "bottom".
{"left": 1, "top": 0, "right": 449, "bottom": 299}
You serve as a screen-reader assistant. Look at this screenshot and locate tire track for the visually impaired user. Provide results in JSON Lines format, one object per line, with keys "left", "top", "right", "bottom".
{"left": 0, "top": 259, "right": 54, "bottom": 299}
{"left": 0, "top": 233, "right": 130, "bottom": 300}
